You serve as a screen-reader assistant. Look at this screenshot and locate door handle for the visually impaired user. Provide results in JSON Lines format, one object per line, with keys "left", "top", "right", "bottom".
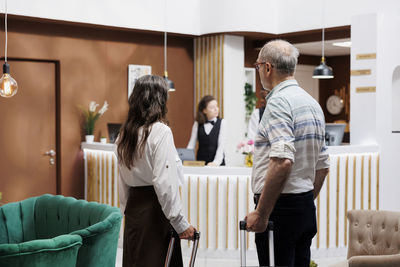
{"left": 44, "top": 149, "right": 56, "bottom": 157}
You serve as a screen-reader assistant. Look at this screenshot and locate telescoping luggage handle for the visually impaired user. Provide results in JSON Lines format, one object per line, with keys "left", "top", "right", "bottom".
{"left": 164, "top": 230, "right": 200, "bottom": 267}
{"left": 239, "top": 220, "right": 275, "bottom": 267}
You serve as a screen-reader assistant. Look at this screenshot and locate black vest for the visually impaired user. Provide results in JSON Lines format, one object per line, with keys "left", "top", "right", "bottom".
{"left": 196, "top": 118, "right": 225, "bottom": 165}
{"left": 258, "top": 106, "right": 266, "bottom": 123}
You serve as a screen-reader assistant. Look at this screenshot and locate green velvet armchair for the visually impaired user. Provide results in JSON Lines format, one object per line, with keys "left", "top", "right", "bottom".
{"left": 0, "top": 194, "right": 122, "bottom": 267}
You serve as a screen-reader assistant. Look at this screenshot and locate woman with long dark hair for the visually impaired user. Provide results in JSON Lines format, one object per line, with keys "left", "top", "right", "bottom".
{"left": 117, "top": 75, "right": 195, "bottom": 267}
{"left": 187, "top": 95, "right": 226, "bottom": 165}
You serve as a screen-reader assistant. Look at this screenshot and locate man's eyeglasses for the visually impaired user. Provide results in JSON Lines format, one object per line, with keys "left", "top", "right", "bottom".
{"left": 254, "top": 62, "right": 274, "bottom": 71}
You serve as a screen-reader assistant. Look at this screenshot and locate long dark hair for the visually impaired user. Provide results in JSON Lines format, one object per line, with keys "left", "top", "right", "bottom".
{"left": 117, "top": 75, "right": 168, "bottom": 168}
{"left": 195, "top": 95, "right": 216, "bottom": 125}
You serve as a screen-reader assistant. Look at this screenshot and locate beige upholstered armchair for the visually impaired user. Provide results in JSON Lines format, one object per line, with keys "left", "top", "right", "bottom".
{"left": 331, "top": 210, "right": 400, "bottom": 267}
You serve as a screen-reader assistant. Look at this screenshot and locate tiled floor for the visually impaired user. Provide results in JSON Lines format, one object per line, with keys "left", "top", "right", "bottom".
{"left": 115, "top": 247, "right": 345, "bottom": 267}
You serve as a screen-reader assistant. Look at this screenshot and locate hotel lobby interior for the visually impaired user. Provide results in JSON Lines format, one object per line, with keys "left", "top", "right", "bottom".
{"left": 1, "top": 0, "right": 400, "bottom": 266}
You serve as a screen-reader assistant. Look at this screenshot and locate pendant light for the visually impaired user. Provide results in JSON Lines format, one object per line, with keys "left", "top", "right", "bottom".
{"left": 313, "top": 0, "right": 334, "bottom": 79}
{"left": 163, "top": 31, "right": 175, "bottom": 91}
{"left": 0, "top": 0, "right": 18, "bottom": 97}
{"left": 163, "top": 0, "right": 174, "bottom": 92}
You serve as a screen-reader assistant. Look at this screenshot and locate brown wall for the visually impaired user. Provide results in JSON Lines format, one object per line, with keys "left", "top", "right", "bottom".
{"left": 1, "top": 17, "right": 194, "bottom": 199}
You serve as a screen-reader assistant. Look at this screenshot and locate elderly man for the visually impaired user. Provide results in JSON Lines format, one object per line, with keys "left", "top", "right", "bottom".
{"left": 245, "top": 40, "right": 329, "bottom": 267}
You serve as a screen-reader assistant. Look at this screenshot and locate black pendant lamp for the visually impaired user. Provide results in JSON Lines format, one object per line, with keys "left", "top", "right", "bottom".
{"left": 313, "top": 0, "right": 333, "bottom": 79}
{"left": 163, "top": 32, "right": 175, "bottom": 91}
{"left": 313, "top": 57, "right": 334, "bottom": 79}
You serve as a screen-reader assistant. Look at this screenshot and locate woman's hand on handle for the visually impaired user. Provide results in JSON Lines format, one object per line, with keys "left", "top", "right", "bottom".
{"left": 179, "top": 225, "right": 196, "bottom": 240}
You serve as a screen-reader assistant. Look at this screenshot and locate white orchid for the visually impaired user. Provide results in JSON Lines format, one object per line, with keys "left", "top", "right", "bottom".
{"left": 89, "top": 101, "right": 99, "bottom": 112}
{"left": 98, "top": 101, "right": 108, "bottom": 115}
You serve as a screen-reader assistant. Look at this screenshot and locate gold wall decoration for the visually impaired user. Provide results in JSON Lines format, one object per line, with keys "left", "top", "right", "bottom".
{"left": 361, "top": 156, "right": 364, "bottom": 209}
{"left": 197, "top": 177, "right": 200, "bottom": 231}
{"left": 207, "top": 177, "right": 209, "bottom": 248}
{"left": 246, "top": 178, "right": 249, "bottom": 250}
{"left": 236, "top": 177, "right": 239, "bottom": 249}
{"left": 83, "top": 149, "right": 383, "bottom": 252}
{"left": 356, "top": 53, "right": 376, "bottom": 60}
{"left": 101, "top": 153, "right": 105, "bottom": 203}
{"left": 336, "top": 157, "right": 340, "bottom": 248}
{"left": 356, "top": 87, "right": 376, "bottom": 93}
{"left": 87, "top": 152, "right": 94, "bottom": 202}
{"left": 97, "top": 153, "right": 100, "bottom": 203}
{"left": 188, "top": 177, "right": 191, "bottom": 225}
{"left": 188, "top": 177, "right": 191, "bottom": 247}
{"left": 351, "top": 69, "right": 371, "bottom": 76}
{"left": 368, "top": 155, "right": 372, "bottom": 210}
{"left": 194, "top": 35, "right": 225, "bottom": 118}
{"left": 106, "top": 154, "right": 109, "bottom": 205}
{"left": 111, "top": 155, "right": 115, "bottom": 206}
{"left": 117, "top": 161, "right": 120, "bottom": 208}
{"left": 226, "top": 177, "right": 229, "bottom": 249}
{"left": 216, "top": 177, "right": 219, "bottom": 249}
{"left": 377, "top": 155, "right": 380, "bottom": 210}
{"left": 344, "top": 156, "right": 349, "bottom": 246}
{"left": 326, "top": 172, "right": 330, "bottom": 248}
{"left": 317, "top": 194, "right": 320, "bottom": 249}
{"left": 352, "top": 156, "right": 356, "bottom": 210}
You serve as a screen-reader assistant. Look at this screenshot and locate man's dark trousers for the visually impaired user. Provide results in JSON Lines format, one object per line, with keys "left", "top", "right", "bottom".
{"left": 254, "top": 191, "right": 317, "bottom": 267}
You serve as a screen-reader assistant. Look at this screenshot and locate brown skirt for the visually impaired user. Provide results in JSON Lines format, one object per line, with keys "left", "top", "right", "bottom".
{"left": 123, "top": 186, "right": 184, "bottom": 267}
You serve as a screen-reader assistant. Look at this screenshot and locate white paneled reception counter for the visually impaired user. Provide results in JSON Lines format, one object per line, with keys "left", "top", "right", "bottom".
{"left": 81, "top": 142, "right": 380, "bottom": 259}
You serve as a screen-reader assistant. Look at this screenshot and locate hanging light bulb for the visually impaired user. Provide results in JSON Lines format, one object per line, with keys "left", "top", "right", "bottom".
{"left": 0, "top": 0, "right": 18, "bottom": 98}
{"left": 163, "top": 32, "right": 175, "bottom": 92}
{"left": 162, "top": 0, "right": 175, "bottom": 92}
{"left": 0, "top": 63, "right": 18, "bottom": 97}
{"left": 164, "top": 70, "right": 175, "bottom": 92}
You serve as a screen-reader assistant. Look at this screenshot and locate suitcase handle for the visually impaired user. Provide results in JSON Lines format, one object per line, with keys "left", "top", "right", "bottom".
{"left": 239, "top": 220, "right": 274, "bottom": 230}
{"left": 164, "top": 230, "right": 201, "bottom": 267}
{"left": 239, "top": 220, "right": 275, "bottom": 267}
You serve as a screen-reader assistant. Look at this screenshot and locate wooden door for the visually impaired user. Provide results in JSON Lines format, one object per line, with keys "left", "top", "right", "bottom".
{"left": 0, "top": 61, "right": 57, "bottom": 203}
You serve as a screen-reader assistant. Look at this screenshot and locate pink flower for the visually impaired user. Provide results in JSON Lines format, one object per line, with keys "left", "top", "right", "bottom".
{"left": 247, "top": 139, "right": 254, "bottom": 145}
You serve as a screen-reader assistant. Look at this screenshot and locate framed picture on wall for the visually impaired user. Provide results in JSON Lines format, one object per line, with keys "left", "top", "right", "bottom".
{"left": 128, "top": 64, "right": 152, "bottom": 98}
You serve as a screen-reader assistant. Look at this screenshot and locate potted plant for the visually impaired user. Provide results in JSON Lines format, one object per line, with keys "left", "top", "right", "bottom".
{"left": 100, "top": 136, "right": 107, "bottom": 144}
{"left": 80, "top": 101, "right": 108, "bottom": 143}
{"left": 244, "top": 82, "right": 257, "bottom": 118}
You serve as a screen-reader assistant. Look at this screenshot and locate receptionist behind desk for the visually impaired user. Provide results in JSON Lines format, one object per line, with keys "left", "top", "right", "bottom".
{"left": 187, "top": 95, "right": 226, "bottom": 166}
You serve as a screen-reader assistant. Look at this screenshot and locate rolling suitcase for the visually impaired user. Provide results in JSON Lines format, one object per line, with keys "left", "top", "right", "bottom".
{"left": 239, "top": 220, "right": 275, "bottom": 267}
{"left": 164, "top": 230, "right": 200, "bottom": 267}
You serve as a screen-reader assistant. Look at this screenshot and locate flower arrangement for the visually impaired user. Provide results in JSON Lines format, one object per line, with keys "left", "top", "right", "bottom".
{"left": 237, "top": 139, "right": 255, "bottom": 167}
{"left": 80, "top": 101, "right": 108, "bottom": 135}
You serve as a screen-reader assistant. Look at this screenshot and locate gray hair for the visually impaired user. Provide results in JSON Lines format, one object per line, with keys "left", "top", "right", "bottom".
{"left": 258, "top": 39, "right": 299, "bottom": 76}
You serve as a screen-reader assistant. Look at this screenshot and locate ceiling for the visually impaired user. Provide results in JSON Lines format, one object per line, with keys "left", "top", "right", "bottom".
{"left": 294, "top": 38, "right": 351, "bottom": 57}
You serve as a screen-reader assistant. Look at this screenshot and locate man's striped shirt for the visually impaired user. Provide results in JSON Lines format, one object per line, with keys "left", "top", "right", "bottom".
{"left": 252, "top": 79, "right": 329, "bottom": 194}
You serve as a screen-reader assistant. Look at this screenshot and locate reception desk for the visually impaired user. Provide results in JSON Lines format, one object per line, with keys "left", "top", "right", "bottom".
{"left": 81, "top": 142, "right": 379, "bottom": 257}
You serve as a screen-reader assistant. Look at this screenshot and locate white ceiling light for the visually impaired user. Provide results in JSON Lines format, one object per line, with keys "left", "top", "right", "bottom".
{"left": 332, "top": 41, "right": 352, "bottom": 48}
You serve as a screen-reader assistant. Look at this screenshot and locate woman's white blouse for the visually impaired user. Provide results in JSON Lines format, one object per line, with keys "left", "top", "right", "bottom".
{"left": 117, "top": 122, "right": 189, "bottom": 234}
{"left": 186, "top": 117, "right": 227, "bottom": 165}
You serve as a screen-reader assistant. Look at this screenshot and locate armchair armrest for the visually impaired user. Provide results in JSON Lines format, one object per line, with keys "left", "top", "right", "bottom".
{"left": 349, "top": 254, "right": 400, "bottom": 267}
{"left": 70, "top": 212, "right": 121, "bottom": 238}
